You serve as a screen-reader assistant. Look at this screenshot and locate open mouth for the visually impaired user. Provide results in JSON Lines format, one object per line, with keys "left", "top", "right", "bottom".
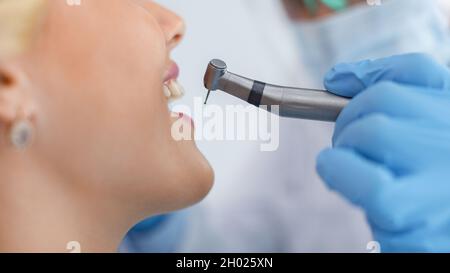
{"left": 163, "top": 61, "right": 194, "bottom": 131}
{"left": 163, "top": 61, "right": 185, "bottom": 101}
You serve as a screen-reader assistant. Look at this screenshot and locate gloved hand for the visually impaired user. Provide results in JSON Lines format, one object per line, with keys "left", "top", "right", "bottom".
{"left": 316, "top": 53, "right": 450, "bottom": 252}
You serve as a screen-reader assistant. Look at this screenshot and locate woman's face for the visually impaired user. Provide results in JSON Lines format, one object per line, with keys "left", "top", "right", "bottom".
{"left": 19, "top": 0, "right": 213, "bottom": 216}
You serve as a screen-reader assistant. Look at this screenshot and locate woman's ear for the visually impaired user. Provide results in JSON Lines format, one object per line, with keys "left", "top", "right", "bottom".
{"left": 0, "top": 63, "right": 36, "bottom": 129}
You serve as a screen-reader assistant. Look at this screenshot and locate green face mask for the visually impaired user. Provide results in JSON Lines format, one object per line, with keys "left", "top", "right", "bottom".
{"left": 303, "top": 0, "right": 348, "bottom": 15}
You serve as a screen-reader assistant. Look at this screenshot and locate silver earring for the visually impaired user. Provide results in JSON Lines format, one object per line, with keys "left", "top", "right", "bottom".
{"left": 10, "top": 120, "right": 33, "bottom": 149}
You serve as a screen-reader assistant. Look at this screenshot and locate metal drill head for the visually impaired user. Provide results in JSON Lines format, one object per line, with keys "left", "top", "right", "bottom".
{"left": 203, "top": 59, "right": 227, "bottom": 91}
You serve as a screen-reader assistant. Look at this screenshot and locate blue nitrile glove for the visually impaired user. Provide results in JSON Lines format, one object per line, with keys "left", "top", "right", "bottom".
{"left": 120, "top": 212, "right": 188, "bottom": 253}
{"left": 316, "top": 53, "right": 450, "bottom": 252}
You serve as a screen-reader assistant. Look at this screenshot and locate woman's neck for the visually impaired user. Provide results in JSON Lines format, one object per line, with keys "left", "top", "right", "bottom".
{"left": 0, "top": 151, "right": 131, "bottom": 252}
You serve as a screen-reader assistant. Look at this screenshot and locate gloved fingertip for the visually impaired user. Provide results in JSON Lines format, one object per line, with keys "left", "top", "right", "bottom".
{"left": 324, "top": 63, "right": 366, "bottom": 97}
{"left": 324, "top": 63, "right": 347, "bottom": 85}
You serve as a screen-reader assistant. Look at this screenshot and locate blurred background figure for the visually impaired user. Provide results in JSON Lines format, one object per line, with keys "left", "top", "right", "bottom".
{"left": 120, "top": 0, "right": 450, "bottom": 252}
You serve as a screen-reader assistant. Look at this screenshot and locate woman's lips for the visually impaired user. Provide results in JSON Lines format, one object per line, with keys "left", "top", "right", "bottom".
{"left": 164, "top": 62, "right": 180, "bottom": 83}
{"left": 164, "top": 61, "right": 191, "bottom": 129}
{"left": 163, "top": 61, "right": 185, "bottom": 101}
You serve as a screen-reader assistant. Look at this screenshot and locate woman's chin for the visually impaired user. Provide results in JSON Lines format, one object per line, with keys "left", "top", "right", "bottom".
{"left": 167, "top": 115, "right": 214, "bottom": 206}
{"left": 148, "top": 141, "right": 214, "bottom": 214}
{"left": 192, "top": 152, "right": 215, "bottom": 201}
{"left": 176, "top": 149, "right": 214, "bottom": 209}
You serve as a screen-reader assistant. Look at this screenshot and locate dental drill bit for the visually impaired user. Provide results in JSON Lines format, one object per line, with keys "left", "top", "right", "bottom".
{"left": 204, "top": 89, "right": 211, "bottom": 104}
{"left": 203, "top": 59, "right": 350, "bottom": 122}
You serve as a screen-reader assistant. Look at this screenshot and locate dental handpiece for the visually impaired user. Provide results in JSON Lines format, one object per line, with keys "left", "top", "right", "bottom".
{"left": 203, "top": 59, "right": 350, "bottom": 122}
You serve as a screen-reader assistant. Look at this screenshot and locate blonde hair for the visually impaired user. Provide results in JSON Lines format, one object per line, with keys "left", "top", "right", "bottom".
{"left": 0, "top": 0, "right": 47, "bottom": 60}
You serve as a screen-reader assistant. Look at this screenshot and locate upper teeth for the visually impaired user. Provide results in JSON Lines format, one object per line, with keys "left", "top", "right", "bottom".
{"left": 164, "top": 80, "right": 185, "bottom": 101}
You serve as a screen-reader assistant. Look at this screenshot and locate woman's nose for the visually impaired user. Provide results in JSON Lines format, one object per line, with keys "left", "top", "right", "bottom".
{"left": 149, "top": 2, "right": 186, "bottom": 51}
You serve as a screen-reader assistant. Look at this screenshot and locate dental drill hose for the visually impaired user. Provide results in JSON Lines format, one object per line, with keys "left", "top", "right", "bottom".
{"left": 203, "top": 59, "right": 350, "bottom": 122}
